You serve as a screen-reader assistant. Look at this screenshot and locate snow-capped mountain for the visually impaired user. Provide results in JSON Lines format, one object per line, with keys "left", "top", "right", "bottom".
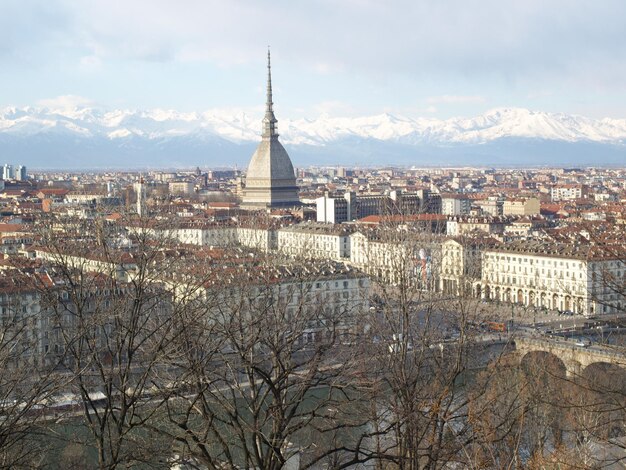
{"left": 0, "top": 106, "right": 624, "bottom": 168}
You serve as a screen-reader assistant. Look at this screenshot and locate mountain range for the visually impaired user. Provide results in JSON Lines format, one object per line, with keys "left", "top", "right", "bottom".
{"left": 0, "top": 106, "right": 625, "bottom": 169}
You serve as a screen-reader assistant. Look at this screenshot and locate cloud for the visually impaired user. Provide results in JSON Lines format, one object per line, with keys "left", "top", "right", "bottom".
{"left": 3, "top": 0, "right": 626, "bottom": 115}
{"left": 7, "top": 0, "right": 623, "bottom": 86}
{"left": 37, "top": 95, "right": 95, "bottom": 110}
{"left": 66, "top": 0, "right": 625, "bottom": 87}
{"left": 312, "top": 100, "right": 356, "bottom": 116}
{"left": 427, "top": 95, "right": 486, "bottom": 105}
{"left": 0, "top": 0, "right": 72, "bottom": 62}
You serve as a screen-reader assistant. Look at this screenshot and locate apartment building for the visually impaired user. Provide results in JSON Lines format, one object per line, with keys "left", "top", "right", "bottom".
{"left": 551, "top": 184, "right": 588, "bottom": 201}
{"left": 349, "top": 230, "right": 439, "bottom": 289}
{"left": 502, "top": 197, "right": 540, "bottom": 216}
{"left": 481, "top": 241, "right": 625, "bottom": 316}
{"left": 316, "top": 189, "right": 441, "bottom": 224}
{"left": 277, "top": 223, "right": 352, "bottom": 260}
{"left": 440, "top": 237, "right": 499, "bottom": 296}
{"left": 446, "top": 216, "right": 506, "bottom": 237}
{"left": 441, "top": 195, "right": 472, "bottom": 216}
{"left": 171, "top": 258, "right": 370, "bottom": 346}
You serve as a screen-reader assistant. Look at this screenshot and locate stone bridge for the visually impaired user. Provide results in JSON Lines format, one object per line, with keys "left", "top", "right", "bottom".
{"left": 514, "top": 336, "right": 626, "bottom": 377}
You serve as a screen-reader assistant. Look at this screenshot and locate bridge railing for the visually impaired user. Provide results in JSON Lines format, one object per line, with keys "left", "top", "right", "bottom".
{"left": 514, "top": 337, "right": 626, "bottom": 361}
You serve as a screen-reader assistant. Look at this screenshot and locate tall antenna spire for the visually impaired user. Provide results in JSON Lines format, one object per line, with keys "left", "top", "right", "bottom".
{"left": 266, "top": 47, "right": 273, "bottom": 112}
{"left": 262, "top": 46, "right": 278, "bottom": 138}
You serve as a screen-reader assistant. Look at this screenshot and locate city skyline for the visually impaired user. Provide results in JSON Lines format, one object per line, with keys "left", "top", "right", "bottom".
{"left": 2, "top": 1, "right": 626, "bottom": 120}
{"left": 0, "top": 2, "right": 625, "bottom": 468}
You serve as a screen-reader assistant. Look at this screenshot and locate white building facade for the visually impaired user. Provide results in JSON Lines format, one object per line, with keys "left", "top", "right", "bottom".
{"left": 277, "top": 223, "right": 351, "bottom": 260}
{"left": 441, "top": 196, "right": 472, "bottom": 216}
{"left": 481, "top": 242, "right": 625, "bottom": 316}
{"left": 551, "top": 185, "right": 587, "bottom": 201}
{"left": 349, "top": 231, "right": 438, "bottom": 289}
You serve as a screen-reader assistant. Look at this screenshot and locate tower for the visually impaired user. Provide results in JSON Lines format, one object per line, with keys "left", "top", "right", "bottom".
{"left": 134, "top": 177, "right": 146, "bottom": 217}
{"left": 2, "top": 164, "right": 13, "bottom": 180}
{"left": 16, "top": 165, "right": 27, "bottom": 181}
{"left": 241, "top": 49, "right": 299, "bottom": 209}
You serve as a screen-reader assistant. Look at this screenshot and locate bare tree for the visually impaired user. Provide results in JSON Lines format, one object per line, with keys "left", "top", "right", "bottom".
{"left": 32, "top": 212, "right": 182, "bottom": 469}
{"left": 157, "top": 251, "right": 371, "bottom": 469}
{"left": 341, "top": 217, "right": 517, "bottom": 469}
{"left": 0, "top": 271, "right": 62, "bottom": 469}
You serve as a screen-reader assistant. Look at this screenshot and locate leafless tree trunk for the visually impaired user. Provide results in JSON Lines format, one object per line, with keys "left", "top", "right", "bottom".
{"left": 32, "top": 212, "right": 182, "bottom": 469}
{"left": 157, "top": 249, "right": 371, "bottom": 469}
{"left": 0, "top": 272, "right": 63, "bottom": 469}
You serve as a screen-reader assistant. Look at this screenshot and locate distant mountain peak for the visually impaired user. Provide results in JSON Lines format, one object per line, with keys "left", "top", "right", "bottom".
{"left": 0, "top": 105, "right": 624, "bottom": 168}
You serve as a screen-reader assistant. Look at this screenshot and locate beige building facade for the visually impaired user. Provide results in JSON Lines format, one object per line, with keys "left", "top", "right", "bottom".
{"left": 481, "top": 242, "right": 624, "bottom": 316}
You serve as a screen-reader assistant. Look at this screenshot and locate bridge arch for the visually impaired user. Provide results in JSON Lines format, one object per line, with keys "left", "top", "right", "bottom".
{"left": 579, "top": 362, "right": 626, "bottom": 439}
{"left": 515, "top": 337, "right": 626, "bottom": 378}
{"left": 520, "top": 350, "right": 568, "bottom": 378}
{"left": 581, "top": 362, "right": 626, "bottom": 389}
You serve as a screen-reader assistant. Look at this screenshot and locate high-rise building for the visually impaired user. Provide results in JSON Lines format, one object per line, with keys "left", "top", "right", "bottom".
{"left": 317, "top": 192, "right": 355, "bottom": 224}
{"left": 241, "top": 50, "right": 299, "bottom": 209}
{"left": 2, "top": 164, "right": 14, "bottom": 180}
{"left": 441, "top": 195, "right": 471, "bottom": 215}
{"left": 134, "top": 178, "right": 146, "bottom": 217}
{"left": 16, "top": 165, "right": 27, "bottom": 181}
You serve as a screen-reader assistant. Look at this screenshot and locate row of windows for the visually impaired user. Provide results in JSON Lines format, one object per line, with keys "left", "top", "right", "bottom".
{"left": 487, "top": 254, "right": 585, "bottom": 268}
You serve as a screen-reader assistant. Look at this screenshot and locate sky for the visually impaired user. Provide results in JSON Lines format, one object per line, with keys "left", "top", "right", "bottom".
{"left": 2, "top": 0, "right": 626, "bottom": 120}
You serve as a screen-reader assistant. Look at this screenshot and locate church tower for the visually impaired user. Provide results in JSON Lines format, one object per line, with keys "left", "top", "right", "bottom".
{"left": 241, "top": 49, "right": 300, "bottom": 209}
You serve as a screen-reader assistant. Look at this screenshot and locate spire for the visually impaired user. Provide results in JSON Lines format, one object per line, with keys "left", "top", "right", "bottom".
{"left": 262, "top": 47, "right": 278, "bottom": 138}
{"left": 266, "top": 47, "right": 273, "bottom": 111}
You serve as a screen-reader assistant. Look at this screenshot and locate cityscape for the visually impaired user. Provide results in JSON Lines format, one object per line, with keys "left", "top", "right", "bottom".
{"left": 1, "top": 1, "right": 626, "bottom": 469}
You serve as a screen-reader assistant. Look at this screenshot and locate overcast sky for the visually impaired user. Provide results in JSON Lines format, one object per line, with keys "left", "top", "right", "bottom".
{"left": 2, "top": 0, "right": 626, "bottom": 119}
